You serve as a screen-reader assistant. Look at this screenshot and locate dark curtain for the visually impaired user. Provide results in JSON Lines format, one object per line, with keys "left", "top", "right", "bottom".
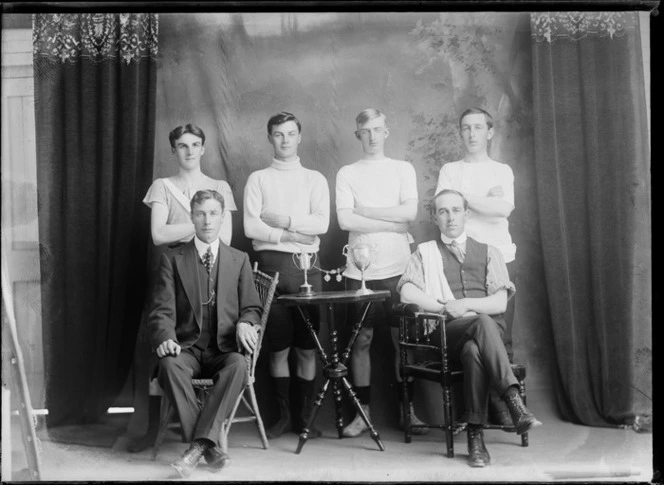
{"left": 33, "top": 13, "right": 158, "bottom": 426}
{"left": 531, "top": 12, "right": 651, "bottom": 426}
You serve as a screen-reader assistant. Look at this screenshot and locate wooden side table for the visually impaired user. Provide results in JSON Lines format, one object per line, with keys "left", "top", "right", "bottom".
{"left": 278, "top": 289, "right": 390, "bottom": 454}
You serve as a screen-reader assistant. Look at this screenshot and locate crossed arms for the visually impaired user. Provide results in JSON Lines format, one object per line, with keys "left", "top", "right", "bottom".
{"left": 399, "top": 281, "right": 507, "bottom": 319}
{"left": 337, "top": 199, "right": 417, "bottom": 233}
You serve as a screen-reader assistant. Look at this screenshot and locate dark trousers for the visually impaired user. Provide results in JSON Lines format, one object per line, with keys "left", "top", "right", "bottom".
{"left": 445, "top": 314, "right": 518, "bottom": 425}
{"left": 157, "top": 346, "right": 247, "bottom": 447}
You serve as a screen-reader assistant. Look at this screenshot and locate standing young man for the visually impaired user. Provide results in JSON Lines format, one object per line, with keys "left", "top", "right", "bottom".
{"left": 436, "top": 108, "right": 516, "bottom": 425}
{"left": 336, "top": 108, "right": 427, "bottom": 437}
{"left": 244, "top": 112, "right": 330, "bottom": 439}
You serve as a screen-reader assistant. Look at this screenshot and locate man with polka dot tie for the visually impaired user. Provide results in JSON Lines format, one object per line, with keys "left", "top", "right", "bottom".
{"left": 149, "top": 189, "right": 263, "bottom": 478}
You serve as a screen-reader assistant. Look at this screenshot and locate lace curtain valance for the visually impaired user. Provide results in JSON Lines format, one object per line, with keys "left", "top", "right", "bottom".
{"left": 531, "top": 12, "right": 638, "bottom": 44}
{"left": 33, "top": 13, "right": 158, "bottom": 64}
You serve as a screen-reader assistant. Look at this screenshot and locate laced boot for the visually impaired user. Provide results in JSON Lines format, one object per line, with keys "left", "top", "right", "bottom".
{"left": 295, "top": 377, "right": 322, "bottom": 438}
{"left": 342, "top": 404, "right": 370, "bottom": 437}
{"left": 467, "top": 425, "right": 491, "bottom": 467}
{"left": 171, "top": 439, "right": 208, "bottom": 478}
{"left": 488, "top": 389, "right": 513, "bottom": 431}
{"left": 266, "top": 377, "right": 292, "bottom": 439}
{"left": 502, "top": 385, "right": 542, "bottom": 435}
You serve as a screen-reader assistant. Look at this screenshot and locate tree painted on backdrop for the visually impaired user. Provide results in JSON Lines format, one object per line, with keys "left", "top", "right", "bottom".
{"left": 405, "top": 15, "right": 532, "bottom": 223}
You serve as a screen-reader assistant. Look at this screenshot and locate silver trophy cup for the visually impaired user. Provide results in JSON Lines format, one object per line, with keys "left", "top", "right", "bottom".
{"left": 292, "top": 251, "right": 318, "bottom": 296}
{"left": 342, "top": 242, "right": 374, "bottom": 294}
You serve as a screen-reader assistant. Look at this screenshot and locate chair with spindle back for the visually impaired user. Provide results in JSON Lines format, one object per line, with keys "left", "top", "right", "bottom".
{"left": 152, "top": 262, "right": 279, "bottom": 459}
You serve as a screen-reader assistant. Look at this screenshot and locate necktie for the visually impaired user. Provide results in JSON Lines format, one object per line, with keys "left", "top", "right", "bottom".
{"left": 448, "top": 240, "right": 465, "bottom": 263}
{"left": 202, "top": 246, "right": 214, "bottom": 273}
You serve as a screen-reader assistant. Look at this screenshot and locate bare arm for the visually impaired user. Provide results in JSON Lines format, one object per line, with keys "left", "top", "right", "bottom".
{"left": 150, "top": 202, "right": 195, "bottom": 246}
{"left": 443, "top": 288, "right": 507, "bottom": 319}
{"left": 337, "top": 208, "right": 410, "bottom": 234}
{"left": 353, "top": 198, "right": 418, "bottom": 223}
{"left": 400, "top": 282, "right": 445, "bottom": 313}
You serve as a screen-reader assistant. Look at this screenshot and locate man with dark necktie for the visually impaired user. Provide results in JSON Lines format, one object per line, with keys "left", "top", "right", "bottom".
{"left": 397, "top": 189, "right": 541, "bottom": 468}
{"left": 149, "top": 189, "right": 263, "bottom": 478}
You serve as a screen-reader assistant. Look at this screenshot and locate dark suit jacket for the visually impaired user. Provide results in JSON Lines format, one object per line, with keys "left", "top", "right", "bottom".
{"left": 148, "top": 240, "right": 263, "bottom": 353}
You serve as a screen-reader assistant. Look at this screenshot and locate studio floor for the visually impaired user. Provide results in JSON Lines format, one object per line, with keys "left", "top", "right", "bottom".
{"left": 4, "top": 388, "right": 654, "bottom": 482}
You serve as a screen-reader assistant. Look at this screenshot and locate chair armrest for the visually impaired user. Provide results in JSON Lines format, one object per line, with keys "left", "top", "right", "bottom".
{"left": 391, "top": 302, "right": 421, "bottom": 317}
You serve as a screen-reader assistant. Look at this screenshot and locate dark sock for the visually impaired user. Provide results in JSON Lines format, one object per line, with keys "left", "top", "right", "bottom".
{"left": 355, "top": 385, "right": 371, "bottom": 406}
{"left": 193, "top": 437, "right": 214, "bottom": 450}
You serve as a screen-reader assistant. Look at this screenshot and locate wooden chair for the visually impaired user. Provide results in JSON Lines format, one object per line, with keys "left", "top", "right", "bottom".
{"left": 394, "top": 303, "right": 529, "bottom": 458}
{"left": 152, "top": 262, "right": 279, "bottom": 460}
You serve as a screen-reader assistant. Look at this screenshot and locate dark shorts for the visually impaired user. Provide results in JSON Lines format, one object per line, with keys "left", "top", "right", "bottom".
{"left": 255, "top": 251, "right": 321, "bottom": 352}
{"left": 345, "top": 275, "right": 402, "bottom": 329}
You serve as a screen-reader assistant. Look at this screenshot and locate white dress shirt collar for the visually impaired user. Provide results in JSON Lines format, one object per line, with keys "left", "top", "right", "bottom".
{"left": 440, "top": 231, "right": 468, "bottom": 247}
{"left": 194, "top": 236, "right": 220, "bottom": 264}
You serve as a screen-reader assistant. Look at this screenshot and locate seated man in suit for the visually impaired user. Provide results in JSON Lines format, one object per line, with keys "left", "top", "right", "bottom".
{"left": 149, "top": 189, "right": 263, "bottom": 478}
{"left": 397, "top": 189, "right": 541, "bottom": 468}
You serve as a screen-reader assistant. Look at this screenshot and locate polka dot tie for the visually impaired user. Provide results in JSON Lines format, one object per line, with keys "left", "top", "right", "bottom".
{"left": 202, "top": 246, "right": 214, "bottom": 273}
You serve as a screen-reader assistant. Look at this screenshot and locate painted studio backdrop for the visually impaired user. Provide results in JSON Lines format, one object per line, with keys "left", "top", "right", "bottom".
{"left": 152, "top": 12, "right": 547, "bottom": 429}
{"left": 26, "top": 12, "right": 650, "bottom": 437}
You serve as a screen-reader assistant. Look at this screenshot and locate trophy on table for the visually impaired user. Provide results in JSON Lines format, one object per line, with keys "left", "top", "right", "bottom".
{"left": 292, "top": 250, "right": 318, "bottom": 296}
{"left": 342, "top": 242, "right": 375, "bottom": 294}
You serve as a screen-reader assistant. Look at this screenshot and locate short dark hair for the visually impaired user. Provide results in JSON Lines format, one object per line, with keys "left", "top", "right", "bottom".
{"left": 432, "top": 189, "right": 468, "bottom": 213}
{"left": 169, "top": 124, "right": 206, "bottom": 148}
{"left": 458, "top": 108, "right": 494, "bottom": 131}
{"left": 267, "top": 112, "right": 301, "bottom": 135}
{"left": 190, "top": 189, "right": 225, "bottom": 213}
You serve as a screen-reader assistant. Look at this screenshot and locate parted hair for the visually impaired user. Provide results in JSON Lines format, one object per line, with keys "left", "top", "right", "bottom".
{"left": 168, "top": 124, "right": 206, "bottom": 148}
{"left": 458, "top": 108, "right": 494, "bottom": 131}
{"left": 190, "top": 189, "right": 225, "bottom": 213}
{"left": 267, "top": 112, "right": 302, "bottom": 135}
{"left": 432, "top": 188, "right": 469, "bottom": 213}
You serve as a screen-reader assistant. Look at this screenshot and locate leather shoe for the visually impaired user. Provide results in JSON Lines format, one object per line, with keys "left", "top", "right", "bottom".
{"left": 204, "top": 446, "right": 230, "bottom": 471}
{"left": 266, "top": 415, "right": 292, "bottom": 439}
{"left": 503, "top": 387, "right": 542, "bottom": 435}
{"left": 170, "top": 440, "right": 207, "bottom": 478}
{"left": 467, "top": 426, "right": 491, "bottom": 468}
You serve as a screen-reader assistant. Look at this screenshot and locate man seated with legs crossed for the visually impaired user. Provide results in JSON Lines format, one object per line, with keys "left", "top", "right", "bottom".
{"left": 148, "top": 190, "right": 263, "bottom": 478}
{"left": 397, "top": 189, "right": 541, "bottom": 468}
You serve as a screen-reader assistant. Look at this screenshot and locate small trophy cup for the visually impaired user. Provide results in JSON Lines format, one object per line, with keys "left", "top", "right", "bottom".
{"left": 342, "top": 242, "right": 374, "bottom": 294}
{"left": 292, "top": 251, "right": 318, "bottom": 296}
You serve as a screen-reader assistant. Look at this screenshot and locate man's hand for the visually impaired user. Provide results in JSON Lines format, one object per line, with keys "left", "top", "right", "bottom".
{"left": 156, "top": 339, "right": 181, "bottom": 358}
{"left": 261, "top": 211, "right": 291, "bottom": 229}
{"left": 439, "top": 299, "right": 469, "bottom": 319}
{"left": 486, "top": 185, "right": 504, "bottom": 198}
{"left": 280, "top": 230, "right": 316, "bottom": 245}
{"left": 236, "top": 321, "right": 259, "bottom": 354}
